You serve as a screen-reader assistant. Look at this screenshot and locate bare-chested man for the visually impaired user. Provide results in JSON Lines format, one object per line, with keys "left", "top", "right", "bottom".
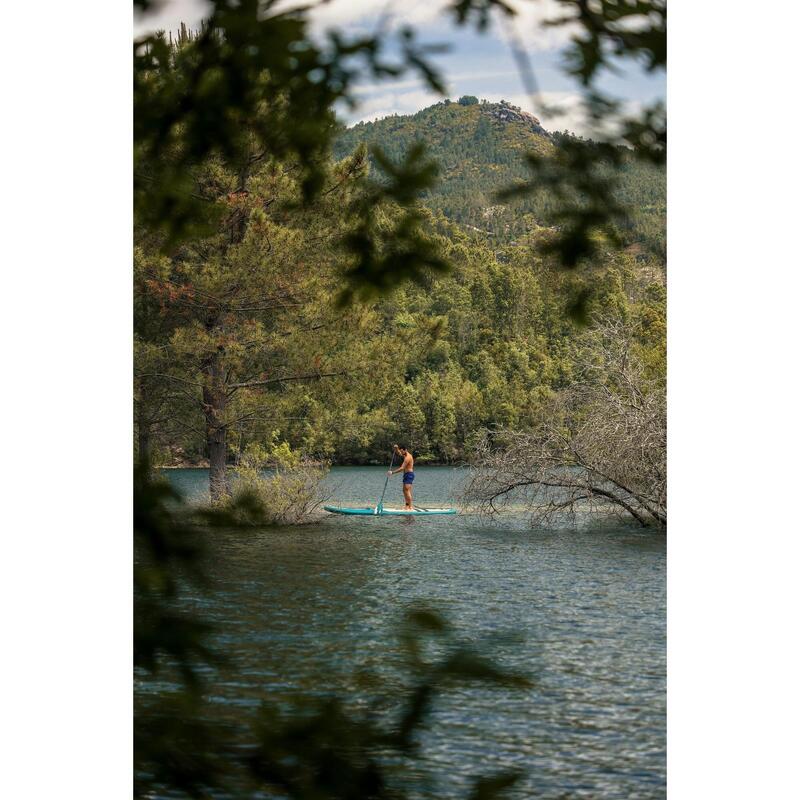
{"left": 388, "top": 444, "right": 414, "bottom": 509}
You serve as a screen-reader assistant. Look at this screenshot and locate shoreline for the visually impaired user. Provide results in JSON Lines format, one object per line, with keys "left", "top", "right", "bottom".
{"left": 158, "top": 462, "right": 462, "bottom": 470}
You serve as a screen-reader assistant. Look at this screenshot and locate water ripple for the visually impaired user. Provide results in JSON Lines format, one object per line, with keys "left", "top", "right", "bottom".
{"left": 153, "top": 467, "right": 665, "bottom": 798}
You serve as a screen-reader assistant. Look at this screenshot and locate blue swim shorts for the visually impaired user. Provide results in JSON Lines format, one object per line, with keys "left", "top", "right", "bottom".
{"left": 402, "top": 471, "right": 415, "bottom": 485}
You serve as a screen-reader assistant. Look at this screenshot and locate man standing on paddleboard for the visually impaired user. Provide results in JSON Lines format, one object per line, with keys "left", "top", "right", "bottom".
{"left": 388, "top": 444, "right": 414, "bottom": 509}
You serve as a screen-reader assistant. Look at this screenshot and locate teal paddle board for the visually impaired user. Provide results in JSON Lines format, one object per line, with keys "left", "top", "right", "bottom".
{"left": 323, "top": 505, "right": 456, "bottom": 516}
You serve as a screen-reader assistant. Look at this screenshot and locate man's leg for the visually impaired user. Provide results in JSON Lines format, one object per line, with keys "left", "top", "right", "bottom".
{"left": 403, "top": 483, "right": 412, "bottom": 509}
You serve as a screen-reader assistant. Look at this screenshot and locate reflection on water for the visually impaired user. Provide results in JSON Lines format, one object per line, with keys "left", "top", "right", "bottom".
{"left": 154, "top": 466, "right": 665, "bottom": 798}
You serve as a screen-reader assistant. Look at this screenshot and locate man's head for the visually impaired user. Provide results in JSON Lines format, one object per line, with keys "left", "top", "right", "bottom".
{"left": 395, "top": 444, "right": 407, "bottom": 455}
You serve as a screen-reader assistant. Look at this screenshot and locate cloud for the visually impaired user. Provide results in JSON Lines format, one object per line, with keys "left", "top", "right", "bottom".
{"left": 350, "top": 69, "right": 518, "bottom": 97}
{"left": 302, "top": 0, "right": 574, "bottom": 49}
{"left": 305, "top": 0, "right": 443, "bottom": 30}
{"left": 135, "top": 0, "right": 574, "bottom": 50}
{"left": 134, "top": 0, "right": 211, "bottom": 36}
{"left": 345, "top": 87, "right": 443, "bottom": 124}
{"left": 505, "top": 0, "right": 578, "bottom": 50}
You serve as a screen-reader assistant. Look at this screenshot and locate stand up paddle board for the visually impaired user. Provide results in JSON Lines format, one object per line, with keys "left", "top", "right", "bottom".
{"left": 324, "top": 505, "right": 456, "bottom": 516}
{"left": 327, "top": 450, "right": 455, "bottom": 517}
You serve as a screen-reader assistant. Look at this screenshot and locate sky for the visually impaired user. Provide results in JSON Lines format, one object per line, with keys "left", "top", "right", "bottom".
{"left": 134, "top": 0, "right": 665, "bottom": 135}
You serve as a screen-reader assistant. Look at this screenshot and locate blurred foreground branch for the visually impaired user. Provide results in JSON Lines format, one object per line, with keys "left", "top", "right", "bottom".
{"left": 135, "top": 463, "right": 530, "bottom": 798}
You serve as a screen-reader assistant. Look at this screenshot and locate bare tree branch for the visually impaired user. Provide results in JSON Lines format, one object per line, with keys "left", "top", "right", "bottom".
{"left": 462, "top": 317, "right": 665, "bottom": 528}
{"left": 228, "top": 371, "right": 346, "bottom": 391}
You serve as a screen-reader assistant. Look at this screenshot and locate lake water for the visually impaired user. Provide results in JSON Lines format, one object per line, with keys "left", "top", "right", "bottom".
{"left": 156, "top": 466, "right": 666, "bottom": 798}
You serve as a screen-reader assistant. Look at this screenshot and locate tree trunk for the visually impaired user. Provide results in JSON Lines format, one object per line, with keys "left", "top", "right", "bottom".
{"left": 202, "top": 165, "right": 255, "bottom": 499}
{"left": 138, "top": 421, "right": 151, "bottom": 466}
{"left": 206, "top": 416, "right": 228, "bottom": 501}
{"left": 202, "top": 352, "right": 229, "bottom": 501}
{"left": 135, "top": 386, "right": 152, "bottom": 468}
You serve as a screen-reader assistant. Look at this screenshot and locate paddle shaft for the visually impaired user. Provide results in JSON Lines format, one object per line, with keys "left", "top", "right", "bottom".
{"left": 377, "top": 449, "right": 395, "bottom": 510}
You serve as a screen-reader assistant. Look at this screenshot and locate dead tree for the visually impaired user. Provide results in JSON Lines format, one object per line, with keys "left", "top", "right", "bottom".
{"left": 463, "top": 317, "right": 666, "bottom": 528}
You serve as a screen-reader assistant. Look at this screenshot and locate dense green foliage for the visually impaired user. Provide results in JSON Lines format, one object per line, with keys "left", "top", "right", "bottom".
{"left": 137, "top": 102, "right": 665, "bottom": 471}
{"left": 134, "top": 2, "right": 449, "bottom": 298}
{"left": 334, "top": 100, "right": 665, "bottom": 257}
{"left": 274, "top": 220, "right": 665, "bottom": 465}
{"left": 138, "top": 214, "right": 664, "bottom": 468}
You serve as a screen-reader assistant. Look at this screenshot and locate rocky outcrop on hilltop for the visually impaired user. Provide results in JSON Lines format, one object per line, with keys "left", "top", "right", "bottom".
{"left": 482, "top": 100, "right": 549, "bottom": 137}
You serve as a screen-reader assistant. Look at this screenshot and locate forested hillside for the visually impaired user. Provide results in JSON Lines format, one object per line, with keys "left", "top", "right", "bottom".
{"left": 136, "top": 96, "right": 665, "bottom": 473}
{"left": 282, "top": 221, "right": 665, "bottom": 465}
{"left": 137, "top": 216, "right": 664, "bottom": 468}
{"left": 334, "top": 98, "right": 666, "bottom": 258}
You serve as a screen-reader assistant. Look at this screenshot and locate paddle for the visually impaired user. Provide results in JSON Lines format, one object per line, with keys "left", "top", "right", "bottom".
{"left": 376, "top": 448, "right": 395, "bottom": 514}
